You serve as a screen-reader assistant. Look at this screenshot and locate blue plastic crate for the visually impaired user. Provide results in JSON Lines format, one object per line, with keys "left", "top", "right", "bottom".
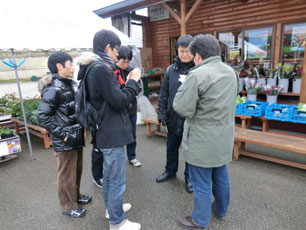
{"left": 289, "top": 106, "right": 306, "bottom": 124}
{"left": 235, "top": 103, "right": 243, "bottom": 115}
{"left": 264, "top": 104, "right": 293, "bottom": 122}
{"left": 241, "top": 101, "right": 268, "bottom": 117}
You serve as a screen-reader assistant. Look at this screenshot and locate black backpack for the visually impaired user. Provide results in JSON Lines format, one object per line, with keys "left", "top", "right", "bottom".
{"left": 75, "top": 61, "right": 106, "bottom": 132}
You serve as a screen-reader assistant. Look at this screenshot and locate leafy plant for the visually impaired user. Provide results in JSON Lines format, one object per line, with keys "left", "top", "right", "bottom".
{"left": 277, "top": 63, "right": 295, "bottom": 79}
{"left": 294, "top": 64, "right": 303, "bottom": 79}
{"left": 236, "top": 95, "right": 247, "bottom": 105}
{"left": 244, "top": 78, "right": 264, "bottom": 95}
{"left": 0, "top": 93, "right": 20, "bottom": 116}
{"left": 0, "top": 94, "right": 41, "bottom": 125}
{"left": 297, "top": 103, "right": 306, "bottom": 112}
{"left": 0, "top": 127, "right": 15, "bottom": 139}
{"left": 264, "top": 85, "right": 283, "bottom": 96}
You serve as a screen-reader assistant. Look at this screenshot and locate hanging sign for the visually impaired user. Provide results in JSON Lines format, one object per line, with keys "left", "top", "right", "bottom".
{"left": 149, "top": 5, "right": 169, "bottom": 22}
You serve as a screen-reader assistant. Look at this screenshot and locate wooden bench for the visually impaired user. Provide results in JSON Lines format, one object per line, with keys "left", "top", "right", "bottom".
{"left": 235, "top": 114, "right": 252, "bottom": 128}
{"left": 142, "top": 114, "right": 167, "bottom": 138}
{"left": 11, "top": 118, "right": 52, "bottom": 149}
{"left": 234, "top": 127, "right": 306, "bottom": 170}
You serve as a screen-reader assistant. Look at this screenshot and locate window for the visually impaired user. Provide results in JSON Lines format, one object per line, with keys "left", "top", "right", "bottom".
{"left": 218, "top": 26, "right": 273, "bottom": 72}
{"left": 218, "top": 30, "right": 243, "bottom": 66}
{"left": 282, "top": 22, "right": 306, "bottom": 63}
{"left": 244, "top": 27, "right": 273, "bottom": 64}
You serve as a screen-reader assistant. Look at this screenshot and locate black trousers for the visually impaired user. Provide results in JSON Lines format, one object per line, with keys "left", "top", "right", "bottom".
{"left": 165, "top": 129, "right": 189, "bottom": 180}
{"left": 91, "top": 146, "right": 104, "bottom": 182}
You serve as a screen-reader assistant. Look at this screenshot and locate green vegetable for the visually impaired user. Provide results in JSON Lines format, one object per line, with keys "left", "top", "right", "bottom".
{"left": 297, "top": 103, "right": 306, "bottom": 112}
{"left": 236, "top": 95, "right": 247, "bottom": 105}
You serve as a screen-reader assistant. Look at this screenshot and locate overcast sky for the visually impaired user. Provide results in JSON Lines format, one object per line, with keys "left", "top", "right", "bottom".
{"left": 0, "top": 0, "right": 124, "bottom": 26}
{"left": 0, "top": 0, "right": 147, "bottom": 49}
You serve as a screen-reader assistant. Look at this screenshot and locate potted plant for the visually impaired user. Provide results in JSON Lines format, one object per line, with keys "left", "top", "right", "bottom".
{"left": 292, "top": 63, "right": 302, "bottom": 93}
{"left": 0, "top": 127, "right": 15, "bottom": 139}
{"left": 264, "top": 84, "right": 283, "bottom": 105}
{"left": 253, "top": 66, "right": 266, "bottom": 86}
{"left": 278, "top": 63, "right": 294, "bottom": 93}
{"left": 0, "top": 93, "right": 20, "bottom": 117}
{"left": 267, "top": 68, "right": 277, "bottom": 86}
{"left": 244, "top": 78, "right": 263, "bottom": 101}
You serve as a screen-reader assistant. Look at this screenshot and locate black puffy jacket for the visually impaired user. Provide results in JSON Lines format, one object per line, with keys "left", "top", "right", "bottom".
{"left": 158, "top": 57, "right": 194, "bottom": 136}
{"left": 38, "top": 74, "right": 84, "bottom": 152}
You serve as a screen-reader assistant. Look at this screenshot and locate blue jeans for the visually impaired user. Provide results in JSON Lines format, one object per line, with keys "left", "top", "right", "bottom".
{"left": 99, "top": 147, "right": 126, "bottom": 226}
{"left": 166, "top": 130, "right": 189, "bottom": 179}
{"left": 126, "top": 114, "right": 137, "bottom": 161}
{"left": 189, "top": 164, "right": 230, "bottom": 227}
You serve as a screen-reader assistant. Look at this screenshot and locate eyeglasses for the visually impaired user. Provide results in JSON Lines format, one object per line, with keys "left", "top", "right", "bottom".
{"left": 119, "top": 60, "right": 130, "bottom": 65}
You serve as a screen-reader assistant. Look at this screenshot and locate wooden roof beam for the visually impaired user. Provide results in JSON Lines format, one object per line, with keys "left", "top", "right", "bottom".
{"left": 161, "top": 2, "right": 182, "bottom": 24}
{"left": 185, "top": 0, "right": 202, "bottom": 24}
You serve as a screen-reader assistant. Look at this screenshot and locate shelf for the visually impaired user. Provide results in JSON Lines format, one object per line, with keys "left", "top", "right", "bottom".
{"left": 240, "top": 90, "right": 300, "bottom": 97}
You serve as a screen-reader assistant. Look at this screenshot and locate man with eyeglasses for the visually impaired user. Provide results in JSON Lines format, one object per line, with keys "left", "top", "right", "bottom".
{"left": 156, "top": 35, "right": 195, "bottom": 193}
{"left": 115, "top": 46, "right": 142, "bottom": 168}
{"left": 78, "top": 29, "right": 142, "bottom": 229}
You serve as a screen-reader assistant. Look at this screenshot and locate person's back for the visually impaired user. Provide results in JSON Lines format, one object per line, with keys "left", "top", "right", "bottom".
{"left": 173, "top": 34, "right": 237, "bottom": 230}
{"left": 180, "top": 56, "right": 236, "bottom": 167}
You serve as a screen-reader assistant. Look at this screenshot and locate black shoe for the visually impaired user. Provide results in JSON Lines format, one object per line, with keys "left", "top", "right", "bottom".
{"left": 185, "top": 179, "right": 193, "bottom": 193}
{"left": 78, "top": 195, "right": 92, "bottom": 204}
{"left": 156, "top": 171, "right": 176, "bottom": 182}
{"left": 62, "top": 208, "right": 86, "bottom": 218}
{"left": 93, "top": 178, "right": 103, "bottom": 188}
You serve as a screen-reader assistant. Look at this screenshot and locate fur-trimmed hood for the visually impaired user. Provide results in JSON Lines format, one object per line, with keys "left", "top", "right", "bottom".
{"left": 75, "top": 52, "right": 101, "bottom": 81}
{"left": 38, "top": 74, "right": 53, "bottom": 94}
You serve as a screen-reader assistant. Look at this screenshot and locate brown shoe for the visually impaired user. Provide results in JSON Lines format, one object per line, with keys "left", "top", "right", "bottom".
{"left": 176, "top": 216, "right": 206, "bottom": 229}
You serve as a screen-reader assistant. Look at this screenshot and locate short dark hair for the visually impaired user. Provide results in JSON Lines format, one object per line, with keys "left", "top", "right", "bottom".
{"left": 93, "top": 29, "right": 121, "bottom": 53}
{"left": 188, "top": 34, "right": 220, "bottom": 59}
{"left": 176, "top": 34, "right": 193, "bottom": 49}
{"left": 117, "top": 46, "right": 133, "bottom": 61}
{"left": 47, "top": 52, "right": 72, "bottom": 74}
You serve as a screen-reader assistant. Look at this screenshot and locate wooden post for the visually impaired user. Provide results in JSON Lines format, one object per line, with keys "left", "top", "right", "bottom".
{"left": 181, "top": 0, "right": 186, "bottom": 35}
{"left": 300, "top": 40, "right": 306, "bottom": 103}
{"left": 273, "top": 23, "right": 282, "bottom": 68}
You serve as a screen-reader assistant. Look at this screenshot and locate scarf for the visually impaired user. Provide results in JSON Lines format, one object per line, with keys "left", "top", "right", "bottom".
{"left": 114, "top": 69, "right": 125, "bottom": 86}
{"left": 96, "top": 51, "right": 116, "bottom": 71}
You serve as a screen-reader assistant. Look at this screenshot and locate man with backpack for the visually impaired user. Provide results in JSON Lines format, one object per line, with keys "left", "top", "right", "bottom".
{"left": 38, "top": 52, "right": 91, "bottom": 218}
{"left": 76, "top": 29, "right": 142, "bottom": 230}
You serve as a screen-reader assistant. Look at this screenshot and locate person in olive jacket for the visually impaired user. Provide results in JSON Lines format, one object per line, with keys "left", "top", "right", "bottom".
{"left": 156, "top": 35, "right": 195, "bottom": 193}
{"left": 37, "top": 52, "right": 91, "bottom": 218}
{"left": 174, "top": 35, "right": 237, "bottom": 229}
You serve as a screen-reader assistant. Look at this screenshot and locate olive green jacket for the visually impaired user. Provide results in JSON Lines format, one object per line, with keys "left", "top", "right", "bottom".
{"left": 173, "top": 56, "right": 237, "bottom": 168}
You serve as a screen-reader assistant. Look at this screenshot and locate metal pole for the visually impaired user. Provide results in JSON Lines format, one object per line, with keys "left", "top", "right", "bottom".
{"left": 10, "top": 49, "right": 35, "bottom": 160}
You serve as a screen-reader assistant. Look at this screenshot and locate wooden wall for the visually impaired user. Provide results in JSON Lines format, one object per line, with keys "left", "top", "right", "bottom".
{"left": 145, "top": 0, "right": 306, "bottom": 69}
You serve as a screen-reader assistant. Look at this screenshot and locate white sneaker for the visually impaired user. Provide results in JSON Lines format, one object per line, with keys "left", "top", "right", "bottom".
{"left": 129, "top": 159, "right": 141, "bottom": 167}
{"left": 110, "top": 219, "right": 141, "bottom": 230}
{"left": 105, "top": 203, "right": 132, "bottom": 219}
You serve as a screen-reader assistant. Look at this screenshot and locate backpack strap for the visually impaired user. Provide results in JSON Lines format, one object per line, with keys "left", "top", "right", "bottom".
{"left": 82, "top": 60, "right": 107, "bottom": 131}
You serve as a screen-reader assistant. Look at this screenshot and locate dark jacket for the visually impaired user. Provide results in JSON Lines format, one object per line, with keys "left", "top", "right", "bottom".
{"left": 38, "top": 74, "right": 84, "bottom": 152}
{"left": 158, "top": 57, "right": 194, "bottom": 136}
{"left": 77, "top": 54, "right": 140, "bottom": 148}
{"left": 114, "top": 65, "right": 137, "bottom": 115}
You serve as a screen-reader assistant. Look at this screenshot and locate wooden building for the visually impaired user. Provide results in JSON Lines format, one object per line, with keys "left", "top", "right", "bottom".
{"left": 94, "top": 0, "right": 306, "bottom": 102}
